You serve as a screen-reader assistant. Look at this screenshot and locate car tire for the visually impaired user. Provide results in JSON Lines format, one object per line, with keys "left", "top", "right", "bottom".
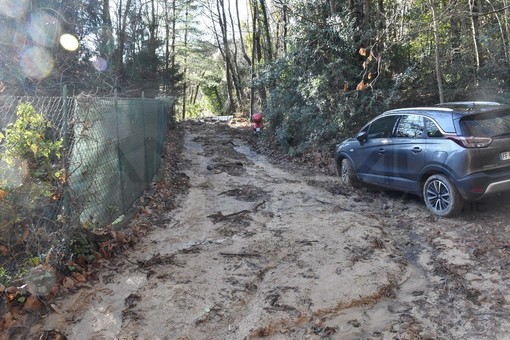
{"left": 423, "top": 174, "right": 464, "bottom": 217}
{"left": 340, "top": 158, "right": 360, "bottom": 188}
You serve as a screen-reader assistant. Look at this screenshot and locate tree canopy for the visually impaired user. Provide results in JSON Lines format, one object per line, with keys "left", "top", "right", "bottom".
{"left": 1, "top": 0, "right": 510, "bottom": 153}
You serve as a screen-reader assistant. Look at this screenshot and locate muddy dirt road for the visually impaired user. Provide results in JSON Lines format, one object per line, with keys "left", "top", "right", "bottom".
{"left": 32, "top": 121, "right": 510, "bottom": 339}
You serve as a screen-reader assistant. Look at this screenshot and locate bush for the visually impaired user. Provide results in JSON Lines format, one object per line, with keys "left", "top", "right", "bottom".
{"left": 0, "top": 103, "right": 64, "bottom": 277}
{"left": 0, "top": 103, "right": 63, "bottom": 180}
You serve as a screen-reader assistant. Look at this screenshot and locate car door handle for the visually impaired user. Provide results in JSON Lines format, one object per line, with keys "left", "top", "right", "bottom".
{"left": 378, "top": 148, "right": 385, "bottom": 155}
{"left": 412, "top": 147, "right": 422, "bottom": 153}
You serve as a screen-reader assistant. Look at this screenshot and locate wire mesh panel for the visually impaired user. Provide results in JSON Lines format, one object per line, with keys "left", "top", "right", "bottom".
{"left": 0, "top": 92, "right": 170, "bottom": 279}
{"left": 68, "top": 98, "right": 124, "bottom": 225}
{"left": 0, "top": 93, "right": 169, "bottom": 234}
{"left": 118, "top": 99, "right": 145, "bottom": 212}
{"left": 68, "top": 96, "right": 168, "bottom": 225}
{"left": 143, "top": 99, "right": 166, "bottom": 184}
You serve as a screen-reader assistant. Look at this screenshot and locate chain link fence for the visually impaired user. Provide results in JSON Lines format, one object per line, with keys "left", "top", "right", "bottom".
{"left": 0, "top": 92, "right": 172, "bottom": 265}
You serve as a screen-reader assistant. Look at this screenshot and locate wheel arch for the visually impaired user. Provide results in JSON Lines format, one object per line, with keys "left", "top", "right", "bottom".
{"left": 418, "top": 166, "right": 457, "bottom": 197}
{"left": 335, "top": 152, "right": 354, "bottom": 175}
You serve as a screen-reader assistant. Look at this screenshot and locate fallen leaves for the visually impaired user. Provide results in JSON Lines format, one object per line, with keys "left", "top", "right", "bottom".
{"left": 62, "top": 277, "right": 75, "bottom": 290}
{"left": 23, "top": 295, "right": 43, "bottom": 312}
{"left": 0, "top": 245, "right": 9, "bottom": 256}
{"left": 71, "top": 272, "right": 87, "bottom": 283}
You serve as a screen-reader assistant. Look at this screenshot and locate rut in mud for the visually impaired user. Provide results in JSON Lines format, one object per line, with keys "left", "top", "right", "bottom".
{"left": 30, "top": 120, "right": 510, "bottom": 339}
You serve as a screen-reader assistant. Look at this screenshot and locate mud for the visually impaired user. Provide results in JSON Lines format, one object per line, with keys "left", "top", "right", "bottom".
{"left": 29, "top": 120, "right": 510, "bottom": 339}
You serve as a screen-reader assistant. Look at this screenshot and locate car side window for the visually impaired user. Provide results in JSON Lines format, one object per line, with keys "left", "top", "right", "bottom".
{"left": 367, "top": 116, "right": 399, "bottom": 139}
{"left": 396, "top": 115, "right": 424, "bottom": 138}
{"left": 425, "top": 118, "right": 443, "bottom": 137}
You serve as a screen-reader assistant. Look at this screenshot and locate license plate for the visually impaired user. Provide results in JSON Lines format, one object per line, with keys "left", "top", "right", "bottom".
{"left": 501, "top": 151, "right": 510, "bottom": 161}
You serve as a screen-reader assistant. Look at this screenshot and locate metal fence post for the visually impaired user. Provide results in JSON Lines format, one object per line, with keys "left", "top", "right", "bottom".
{"left": 115, "top": 89, "right": 126, "bottom": 213}
{"left": 142, "top": 91, "right": 149, "bottom": 183}
{"left": 62, "top": 85, "right": 71, "bottom": 226}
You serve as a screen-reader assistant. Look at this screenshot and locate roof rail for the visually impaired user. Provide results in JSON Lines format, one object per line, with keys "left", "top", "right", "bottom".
{"left": 387, "top": 107, "right": 453, "bottom": 113}
{"left": 436, "top": 101, "right": 502, "bottom": 108}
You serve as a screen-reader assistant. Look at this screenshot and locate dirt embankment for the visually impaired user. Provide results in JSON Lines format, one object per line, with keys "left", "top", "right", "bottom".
{"left": 27, "top": 120, "right": 510, "bottom": 339}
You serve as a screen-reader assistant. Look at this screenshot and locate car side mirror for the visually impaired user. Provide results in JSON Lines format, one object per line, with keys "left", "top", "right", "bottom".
{"left": 356, "top": 131, "right": 368, "bottom": 144}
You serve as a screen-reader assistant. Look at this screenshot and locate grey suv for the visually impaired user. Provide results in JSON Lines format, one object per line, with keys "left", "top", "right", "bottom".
{"left": 335, "top": 102, "right": 510, "bottom": 217}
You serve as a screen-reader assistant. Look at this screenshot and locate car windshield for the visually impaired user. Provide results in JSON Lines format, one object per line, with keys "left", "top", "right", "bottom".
{"left": 460, "top": 109, "right": 510, "bottom": 137}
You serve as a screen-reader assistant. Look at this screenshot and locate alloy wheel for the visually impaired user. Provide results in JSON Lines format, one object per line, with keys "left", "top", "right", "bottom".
{"left": 425, "top": 179, "right": 452, "bottom": 213}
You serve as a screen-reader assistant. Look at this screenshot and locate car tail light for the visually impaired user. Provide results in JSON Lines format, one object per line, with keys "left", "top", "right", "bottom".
{"left": 470, "top": 186, "right": 485, "bottom": 194}
{"left": 447, "top": 136, "right": 492, "bottom": 148}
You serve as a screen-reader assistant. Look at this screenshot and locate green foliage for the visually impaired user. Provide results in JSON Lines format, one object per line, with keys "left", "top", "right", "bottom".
{"left": 69, "top": 231, "right": 97, "bottom": 264}
{"left": 259, "top": 3, "right": 365, "bottom": 154}
{"left": 201, "top": 71, "right": 224, "bottom": 116}
{"left": 0, "top": 103, "right": 63, "bottom": 180}
{"left": 159, "top": 97, "right": 179, "bottom": 129}
{"left": 0, "top": 103, "right": 64, "bottom": 276}
{"left": 186, "top": 103, "right": 203, "bottom": 119}
{"left": 0, "top": 266, "right": 9, "bottom": 286}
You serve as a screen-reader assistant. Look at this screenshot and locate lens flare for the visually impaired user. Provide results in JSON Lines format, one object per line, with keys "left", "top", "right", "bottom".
{"left": 0, "top": 159, "right": 26, "bottom": 189}
{"left": 28, "top": 11, "right": 60, "bottom": 47}
{"left": 60, "top": 34, "right": 79, "bottom": 51}
{"left": 92, "top": 57, "right": 108, "bottom": 72}
{"left": 0, "top": 0, "right": 29, "bottom": 19}
{"left": 20, "top": 46, "right": 54, "bottom": 79}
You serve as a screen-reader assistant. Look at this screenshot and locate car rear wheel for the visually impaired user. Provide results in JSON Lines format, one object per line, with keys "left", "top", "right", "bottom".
{"left": 423, "top": 174, "right": 463, "bottom": 217}
{"left": 340, "top": 158, "right": 360, "bottom": 188}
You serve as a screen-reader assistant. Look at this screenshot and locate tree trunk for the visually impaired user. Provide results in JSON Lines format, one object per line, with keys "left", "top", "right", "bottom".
{"left": 217, "top": 0, "right": 236, "bottom": 113}
{"left": 259, "top": 0, "right": 272, "bottom": 62}
{"left": 468, "top": 0, "right": 481, "bottom": 85}
{"left": 449, "top": 0, "right": 461, "bottom": 67}
{"left": 148, "top": 0, "right": 158, "bottom": 75}
{"left": 171, "top": 0, "right": 177, "bottom": 69}
{"left": 182, "top": 0, "right": 189, "bottom": 120}
{"left": 485, "top": 0, "right": 509, "bottom": 66}
{"left": 282, "top": 1, "right": 288, "bottom": 53}
{"left": 163, "top": 0, "right": 171, "bottom": 93}
{"left": 272, "top": 0, "right": 287, "bottom": 56}
{"left": 192, "top": 79, "right": 203, "bottom": 105}
{"left": 236, "top": 0, "right": 251, "bottom": 65}
{"left": 429, "top": 0, "right": 444, "bottom": 103}
{"left": 505, "top": 0, "right": 510, "bottom": 62}
{"left": 101, "top": 0, "right": 114, "bottom": 59}
{"left": 227, "top": 2, "right": 245, "bottom": 104}
{"left": 330, "top": 0, "right": 337, "bottom": 15}
{"left": 363, "top": 0, "right": 372, "bottom": 29}
{"left": 164, "top": 0, "right": 170, "bottom": 72}
{"left": 250, "top": 0, "right": 257, "bottom": 117}
{"left": 377, "top": 0, "right": 384, "bottom": 49}
{"left": 116, "top": 0, "right": 133, "bottom": 82}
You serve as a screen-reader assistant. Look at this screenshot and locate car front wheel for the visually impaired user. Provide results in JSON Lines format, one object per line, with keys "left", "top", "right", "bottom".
{"left": 423, "top": 174, "right": 463, "bottom": 217}
{"left": 340, "top": 158, "right": 360, "bottom": 188}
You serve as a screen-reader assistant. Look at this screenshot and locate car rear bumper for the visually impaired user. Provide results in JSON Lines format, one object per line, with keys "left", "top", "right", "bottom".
{"left": 455, "top": 168, "right": 510, "bottom": 200}
{"left": 482, "top": 178, "right": 510, "bottom": 197}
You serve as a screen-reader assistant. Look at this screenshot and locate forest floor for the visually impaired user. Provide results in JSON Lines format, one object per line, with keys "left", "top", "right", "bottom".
{"left": 27, "top": 119, "right": 510, "bottom": 339}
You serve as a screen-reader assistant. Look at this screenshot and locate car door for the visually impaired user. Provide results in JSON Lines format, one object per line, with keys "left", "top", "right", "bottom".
{"left": 352, "top": 115, "right": 400, "bottom": 186}
{"left": 385, "top": 114, "right": 426, "bottom": 192}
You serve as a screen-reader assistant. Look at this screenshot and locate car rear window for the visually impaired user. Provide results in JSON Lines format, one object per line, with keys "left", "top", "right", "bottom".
{"left": 460, "top": 109, "right": 510, "bottom": 137}
{"left": 396, "top": 115, "right": 424, "bottom": 138}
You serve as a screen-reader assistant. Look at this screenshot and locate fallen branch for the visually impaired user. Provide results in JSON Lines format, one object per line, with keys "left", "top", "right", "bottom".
{"left": 219, "top": 252, "right": 261, "bottom": 258}
{"left": 253, "top": 201, "right": 266, "bottom": 211}
{"left": 207, "top": 210, "right": 251, "bottom": 224}
{"left": 295, "top": 240, "right": 319, "bottom": 246}
{"left": 224, "top": 209, "right": 251, "bottom": 217}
